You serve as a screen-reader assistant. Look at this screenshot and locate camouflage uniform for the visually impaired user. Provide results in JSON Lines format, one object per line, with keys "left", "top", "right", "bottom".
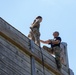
{"left": 28, "top": 19, "right": 40, "bottom": 46}
{"left": 43, "top": 46, "right": 62, "bottom": 69}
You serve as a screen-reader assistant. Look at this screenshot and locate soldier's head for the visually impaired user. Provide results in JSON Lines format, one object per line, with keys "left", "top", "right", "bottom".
{"left": 53, "top": 31, "right": 59, "bottom": 37}
{"left": 36, "top": 16, "right": 42, "bottom": 22}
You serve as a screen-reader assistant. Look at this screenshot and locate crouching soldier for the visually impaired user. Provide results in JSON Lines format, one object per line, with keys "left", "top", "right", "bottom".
{"left": 28, "top": 16, "right": 42, "bottom": 46}
{"left": 40, "top": 31, "right": 62, "bottom": 70}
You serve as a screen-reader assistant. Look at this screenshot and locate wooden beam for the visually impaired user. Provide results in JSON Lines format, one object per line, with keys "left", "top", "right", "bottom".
{"left": 30, "top": 40, "right": 36, "bottom": 75}
{"left": 0, "top": 31, "right": 61, "bottom": 75}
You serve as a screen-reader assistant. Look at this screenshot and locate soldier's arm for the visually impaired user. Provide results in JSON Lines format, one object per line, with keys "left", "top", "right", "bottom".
{"left": 31, "top": 19, "right": 39, "bottom": 27}
{"left": 51, "top": 40, "right": 60, "bottom": 44}
{"left": 40, "top": 40, "right": 51, "bottom": 44}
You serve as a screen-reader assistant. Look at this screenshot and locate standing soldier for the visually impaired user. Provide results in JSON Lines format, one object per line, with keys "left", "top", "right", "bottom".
{"left": 28, "top": 16, "right": 42, "bottom": 46}
{"left": 40, "top": 31, "right": 62, "bottom": 70}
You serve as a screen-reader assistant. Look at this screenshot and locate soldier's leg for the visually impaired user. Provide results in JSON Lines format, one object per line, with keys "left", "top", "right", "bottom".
{"left": 28, "top": 31, "right": 35, "bottom": 42}
{"left": 43, "top": 46, "right": 53, "bottom": 54}
{"left": 34, "top": 33, "right": 40, "bottom": 46}
{"left": 35, "top": 37, "right": 40, "bottom": 46}
{"left": 54, "top": 47, "right": 61, "bottom": 69}
{"left": 55, "top": 52, "right": 61, "bottom": 69}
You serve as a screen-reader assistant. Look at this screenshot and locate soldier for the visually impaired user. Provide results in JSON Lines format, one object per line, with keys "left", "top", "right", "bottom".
{"left": 40, "top": 31, "right": 62, "bottom": 69}
{"left": 28, "top": 16, "right": 42, "bottom": 46}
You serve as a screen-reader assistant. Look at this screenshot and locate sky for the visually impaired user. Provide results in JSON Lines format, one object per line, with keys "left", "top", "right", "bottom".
{"left": 0, "top": 0, "right": 76, "bottom": 74}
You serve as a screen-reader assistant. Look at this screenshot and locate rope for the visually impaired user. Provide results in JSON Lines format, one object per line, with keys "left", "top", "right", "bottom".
{"left": 39, "top": 46, "right": 45, "bottom": 75}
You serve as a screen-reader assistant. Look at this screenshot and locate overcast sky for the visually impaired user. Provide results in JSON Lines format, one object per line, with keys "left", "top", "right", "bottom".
{"left": 0, "top": 0, "right": 76, "bottom": 74}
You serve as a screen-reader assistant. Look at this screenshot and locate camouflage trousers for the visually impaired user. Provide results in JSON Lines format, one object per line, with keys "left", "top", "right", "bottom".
{"left": 43, "top": 46, "right": 62, "bottom": 69}
{"left": 28, "top": 28, "right": 40, "bottom": 46}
